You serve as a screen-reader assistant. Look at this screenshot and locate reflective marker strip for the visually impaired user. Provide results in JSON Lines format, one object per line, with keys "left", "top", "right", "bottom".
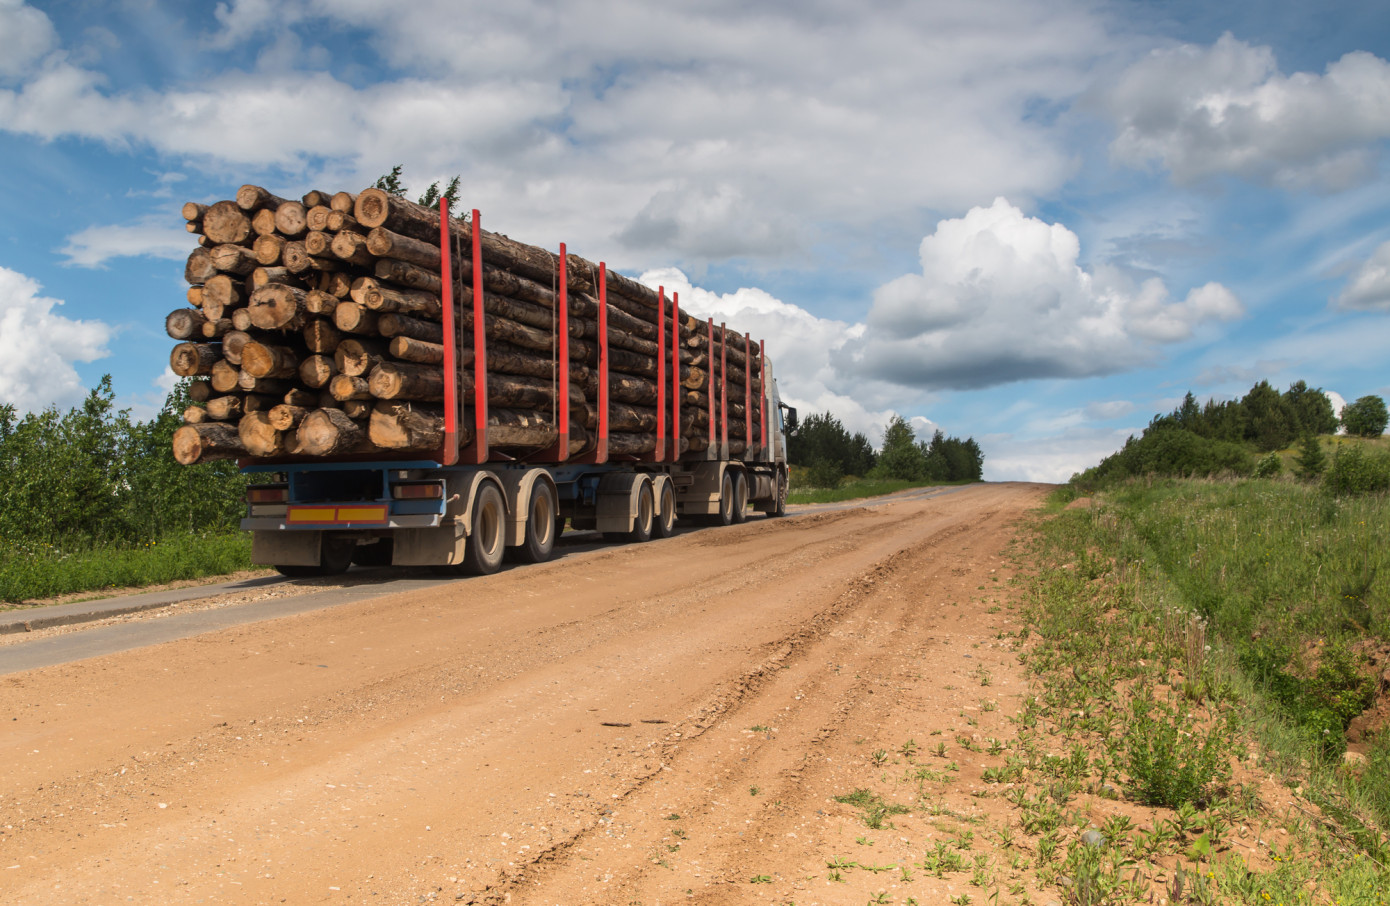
{"left": 287, "top": 505, "right": 389, "bottom": 525}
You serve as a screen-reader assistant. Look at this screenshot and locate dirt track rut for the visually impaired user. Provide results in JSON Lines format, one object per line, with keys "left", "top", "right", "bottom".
{"left": 0, "top": 482, "right": 1049, "bottom": 905}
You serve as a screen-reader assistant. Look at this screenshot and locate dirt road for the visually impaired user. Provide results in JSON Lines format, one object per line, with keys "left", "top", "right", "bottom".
{"left": 0, "top": 482, "right": 1049, "bottom": 905}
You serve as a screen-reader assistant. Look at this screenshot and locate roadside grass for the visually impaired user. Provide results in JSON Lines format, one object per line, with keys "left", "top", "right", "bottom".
{"left": 1006, "top": 478, "right": 1390, "bottom": 903}
{"left": 0, "top": 533, "right": 252, "bottom": 605}
{"left": 788, "top": 477, "right": 967, "bottom": 506}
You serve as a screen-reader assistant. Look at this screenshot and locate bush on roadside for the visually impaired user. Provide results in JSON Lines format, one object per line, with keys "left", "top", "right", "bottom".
{"left": 1324, "top": 444, "right": 1390, "bottom": 496}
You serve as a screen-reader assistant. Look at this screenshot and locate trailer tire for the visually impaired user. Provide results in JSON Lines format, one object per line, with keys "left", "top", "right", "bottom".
{"left": 626, "top": 481, "right": 655, "bottom": 543}
{"left": 705, "top": 470, "right": 736, "bottom": 527}
{"left": 463, "top": 483, "right": 506, "bottom": 575}
{"left": 275, "top": 534, "right": 354, "bottom": 578}
{"left": 511, "top": 482, "right": 557, "bottom": 564}
{"left": 653, "top": 480, "right": 677, "bottom": 538}
{"left": 772, "top": 469, "right": 788, "bottom": 517}
{"left": 730, "top": 470, "right": 749, "bottom": 524}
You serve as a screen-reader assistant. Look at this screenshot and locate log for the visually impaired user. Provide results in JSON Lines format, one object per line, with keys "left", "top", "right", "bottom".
{"left": 317, "top": 271, "right": 353, "bottom": 298}
{"left": 249, "top": 284, "right": 308, "bottom": 330}
{"left": 283, "top": 241, "right": 338, "bottom": 274}
{"left": 329, "top": 374, "right": 373, "bottom": 401}
{"left": 170, "top": 342, "right": 221, "bottom": 376}
{"left": 284, "top": 388, "right": 318, "bottom": 408}
{"left": 182, "top": 405, "right": 207, "bottom": 424}
{"left": 330, "top": 230, "right": 376, "bottom": 267}
{"left": 230, "top": 308, "right": 254, "bottom": 331}
{"left": 238, "top": 411, "right": 284, "bottom": 457}
{"left": 173, "top": 423, "right": 246, "bottom": 464}
{"left": 250, "top": 266, "right": 304, "bottom": 291}
{"left": 335, "top": 337, "right": 387, "bottom": 376}
{"left": 388, "top": 335, "right": 444, "bottom": 364}
{"left": 326, "top": 210, "right": 361, "bottom": 233}
{"left": 185, "top": 247, "right": 217, "bottom": 283}
{"left": 240, "top": 341, "right": 300, "bottom": 379}
{"left": 375, "top": 257, "right": 443, "bottom": 295}
{"left": 166, "top": 308, "right": 208, "bottom": 340}
{"left": 357, "top": 280, "right": 442, "bottom": 317}
{"left": 253, "top": 234, "right": 286, "bottom": 266}
{"left": 302, "top": 189, "right": 333, "bottom": 208}
{"left": 303, "top": 231, "right": 333, "bottom": 257}
{"left": 201, "top": 274, "right": 242, "bottom": 319}
{"left": 342, "top": 399, "right": 372, "bottom": 420}
{"left": 306, "top": 205, "right": 332, "bottom": 232}
{"left": 222, "top": 330, "right": 252, "bottom": 364}
{"left": 251, "top": 208, "right": 279, "bottom": 237}
{"left": 299, "top": 354, "right": 336, "bottom": 388}
{"left": 236, "top": 185, "right": 290, "bottom": 211}
{"left": 268, "top": 404, "right": 310, "bottom": 431}
{"left": 330, "top": 191, "right": 357, "bottom": 213}
{"left": 203, "top": 201, "right": 252, "bottom": 245}
{"left": 369, "top": 400, "right": 446, "bottom": 450}
{"left": 304, "top": 290, "right": 340, "bottom": 316}
{"left": 238, "top": 372, "right": 293, "bottom": 396}
{"left": 187, "top": 380, "right": 212, "bottom": 403}
{"left": 333, "top": 301, "right": 380, "bottom": 335}
{"left": 274, "top": 201, "right": 308, "bottom": 237}
{"left": 210, "top": 359, "right": 241, "bottom": 393}
{"left": 210, "top": 243, "right": 258, "bottom": 276}
{"left": 182, "top": 201, "right": 208, "bottom": 224}
{"left": 187, "top": 285, "right": 204, "bottom": 306}
{"left": 378, "top": 312, "right": 444, "bottom": 343}
{"left": 205, "top": 395, "right": 245, "bottom": 421}
{"left": 298, "top": 407, "right": 368, "bottom": 456}
{"left": 608, "top": 432, "right": 658, "bottom": 456}
{"left": 368, "top": 361, "right": 445, "bottom": 401}
{"left": 365, "top": 227, "right": 440, "bottom": 270}
{"left": 354, "top": 189, "right": 439, "bottom": 242}
{"left": 303, "top": 318, "right": 342, "bottom": 354}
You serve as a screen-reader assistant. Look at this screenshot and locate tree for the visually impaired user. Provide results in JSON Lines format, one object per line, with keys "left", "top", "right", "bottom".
{"left": 376, "top": 166, "right": 463, "bottom": 210}
{"left": 1340, "top": 395, "right": 1389, "bottom": 437}
{"left": 871, "top": 415, "right": 927, "bottom": 481}
{"left": 1241, "top": 380, "right": 1295, "bottom": 452}
{"left": 787, "top": 411, "right": 875, "bottom": 477}
{"left": 1282, "top": 381, "right": 1338, "bottom": 436}
{"left": 1294, "top": 434, "right": 1326, "bottom": 480}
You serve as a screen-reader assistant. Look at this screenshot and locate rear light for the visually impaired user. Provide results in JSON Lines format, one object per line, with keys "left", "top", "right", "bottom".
{"left": 248, "top": 486, "right": 288, "bottom": 504}
{"left": 392, "top": 482, "right": 444, "bottom": 500}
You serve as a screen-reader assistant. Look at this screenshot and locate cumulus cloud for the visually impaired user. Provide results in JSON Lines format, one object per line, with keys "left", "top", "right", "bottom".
{"left": 0, "top": 266, "right": 112, "bottom": 412}
{"left": 60, "top": 218, "right": 191, "bottom": 268}
{"left": 1102, "top": 33, "right": 1390, "bottom": 190}
{"left": 840, "top": 199, "right": 1244, "bottom": 391}
{"left": 985, "top": 426, "right": 1139, "bottom": 483}
{"left": 0, "top": 0, "right": 57, "bottom": 79}
{"left": 1335, "top": 239, "right": 1390, "bottom": 311}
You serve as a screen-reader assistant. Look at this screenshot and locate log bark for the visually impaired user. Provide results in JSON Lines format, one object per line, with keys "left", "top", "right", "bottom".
{"left": 365, "top": 227, "right": 440, "bottom": 270}
{"left": 236, "top": 185, "right": 290, "bottom": 212}
{"left": 329, "top": 374, "right": 373, "bottom": 401}
{"left": 166, "top": 308, "right": 208, "bottom": 340}
{"left": 298, "top": 408, "right": 369, "bottom": 456}
{"left": 354, "top": 189, "right": 440, "bottom": 242}
{"left": 388, "top": 335, "right": 444, "bottom": 364}
{"left": 173, "top": 423, "right": 246, "bottom": 464}
{"left": 302, "top": 189, "right": 333, "bottom": 208}
{"left": 369, "top": 400, "right": 445, "bottom": 450}
{"left": 205, "top": 395, "right": 245, "bottom": 421}
{"left": 375, "top": 257, "right": 443, "bottom": 295}
{"left": 607, "top": 432, "right": 658, "bottom": 456}
{"left": 238, "top": 372, "right": 293, "bottom": 396}
{"left": 203, "top": 201, "right": 252, "bottom": 245}
{"left": 358, "top": 281, "right": 442, "bottom": 317}
{"left": 170, "top": 342, "right": 221, "bottom": 376}
{"left": 368, "top": 361, "right": 445, "bottom": 401}
{"left": 250, "top": 266, "right": 304, "bottom": 291}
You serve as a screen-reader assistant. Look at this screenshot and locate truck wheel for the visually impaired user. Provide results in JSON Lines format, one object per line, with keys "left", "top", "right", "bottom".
{"left": 653, "top": 480, "right": 677, "bottom": 538}
{"left": 276, "top": 535, "right": 354, "bottom": 578}
{"left": 463, "top": 483, "right": 506, "bottom": 575}
{"left": 626, "top": 481, "right": 655, "bottom": 542}
{"left": 711, "top": 470, "right": 736, "bottom": 527}
{"left": 512, "top": 482, "right": 557, "bottom": 564}
{"left": 731, "top": 471, "right": 749, "bottom": 524}
{"left": 772, "top": 469, "right": 788, "bottom": 517}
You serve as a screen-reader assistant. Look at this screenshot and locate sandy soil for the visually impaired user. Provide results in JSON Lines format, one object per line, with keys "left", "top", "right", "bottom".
{"left": 0, "top": 482, "right": 1052, "bottom": 905}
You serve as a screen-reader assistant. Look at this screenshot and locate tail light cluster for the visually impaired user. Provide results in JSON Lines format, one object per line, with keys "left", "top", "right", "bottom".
{"left": 391, "top": 481, "right": 445, "bottom": 501}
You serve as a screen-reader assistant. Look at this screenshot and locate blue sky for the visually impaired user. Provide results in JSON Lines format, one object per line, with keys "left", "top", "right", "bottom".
{"left": 2, "top": 0, "right": 1389, "bottom": 481}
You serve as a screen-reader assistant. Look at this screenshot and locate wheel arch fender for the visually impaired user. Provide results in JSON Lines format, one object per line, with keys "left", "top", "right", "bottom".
{"left": 496, "top": 468, "right": 559, "bottom": 548}
{"left": 595, "top": 471, "right": 652, "bottom": 535}
{"left": 452, "top": 471, "right": 509, "bottom": 538}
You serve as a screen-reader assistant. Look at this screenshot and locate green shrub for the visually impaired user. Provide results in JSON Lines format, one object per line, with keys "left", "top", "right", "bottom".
{"left": 1340, "top": 395, "right": 1389, "bottom": 438}
{"left": 1122, "top": 689, "right": 1233, "bottom": 808}
{"left": 1324, "top": 445, "right": 1390, "bottom": 496}
{"left": 804, "top": 458, "right": 845, "bottom": 489}
{"left": 1253, "top": 452, "right": 1282, "bottom": 478}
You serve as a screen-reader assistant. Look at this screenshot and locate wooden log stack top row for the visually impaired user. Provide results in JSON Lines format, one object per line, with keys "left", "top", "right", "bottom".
{"left": 170, "top": 185, "right": 768, "bottom": 466}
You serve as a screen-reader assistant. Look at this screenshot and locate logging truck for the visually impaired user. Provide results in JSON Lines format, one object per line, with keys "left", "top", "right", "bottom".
{"left": 169, "top": 187, "right": 790, "bottom": 576}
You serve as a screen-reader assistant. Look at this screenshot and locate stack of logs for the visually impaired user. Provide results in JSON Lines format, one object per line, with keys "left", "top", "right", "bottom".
{"left": 169, "top": 185, "right": 765, "bottom": 465}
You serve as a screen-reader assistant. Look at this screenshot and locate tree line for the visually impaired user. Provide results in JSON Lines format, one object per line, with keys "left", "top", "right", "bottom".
{"left": 1074, "top": 380, "right": 1388, "bottom": 487}
{"left": 0, "top": 378, "right": 248, "bottom": 550}
{"left": 787, "top": 410, "right": 984, "bottom": 486}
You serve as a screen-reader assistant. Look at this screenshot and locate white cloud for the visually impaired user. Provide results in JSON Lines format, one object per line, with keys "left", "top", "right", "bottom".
{"left": 840, "top": 199, "right": 1244, "bottom": 391}
{"left": 0, "top": 266, "right": 112, "bottom": 413}
{"left": 0, "top": 0, "right": 57, "bottom": 79}
{"left": 1335, "top": 239, "right": 1390, "bottom": 311}
{"left": 1102, "top": 33, "right": 1390, "bottom": 190}
{"left": 983, "top": 426, "right": 1138, "bottom": 483}
{"left": 59, "top": 218, "right": 191, "bottom": 268}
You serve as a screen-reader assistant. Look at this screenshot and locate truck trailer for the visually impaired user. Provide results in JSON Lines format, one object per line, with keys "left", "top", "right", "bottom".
{"left": 169, "top": 187, "right": 790, "bottom": 575}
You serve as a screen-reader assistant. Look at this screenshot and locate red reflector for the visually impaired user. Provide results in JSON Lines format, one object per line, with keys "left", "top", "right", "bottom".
{"left": 392, "top": 483, "right": 443, "bottom": 500}
{"left": 248, "top": 487, "right": 287, "bottom": 504}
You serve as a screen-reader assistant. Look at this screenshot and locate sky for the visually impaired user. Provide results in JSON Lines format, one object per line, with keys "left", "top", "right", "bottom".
{"left": 1, "top": 0, "right": 1389, "bottom": 482}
